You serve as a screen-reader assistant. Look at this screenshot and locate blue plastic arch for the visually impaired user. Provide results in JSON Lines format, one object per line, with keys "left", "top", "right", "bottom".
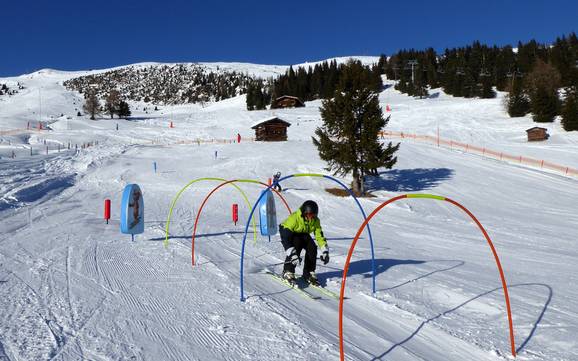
{"left": 239, "top": 173, "right": 376, "bottom": 301}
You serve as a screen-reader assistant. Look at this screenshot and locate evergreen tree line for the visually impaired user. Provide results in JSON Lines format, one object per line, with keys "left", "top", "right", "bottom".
{"left": 246, "top": 60, "right": 383, "bottom": 110}
{"left": 271, "top": 60, "right": 382, "bottom": 104}
{"left": 380, "top": 33, "right": 578, "bottom": 130}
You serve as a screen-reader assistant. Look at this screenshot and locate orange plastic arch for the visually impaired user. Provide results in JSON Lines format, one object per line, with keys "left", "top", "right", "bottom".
{"left": 191, "top": 179, "right": 291, "bottom": 266}
{"left": 338, "top": 194, "right": 516, "bottom": 360}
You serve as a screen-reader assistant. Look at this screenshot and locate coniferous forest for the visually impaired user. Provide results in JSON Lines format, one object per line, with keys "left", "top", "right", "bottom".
{"left": 260, "top": 33, "right": 578, "bottom": 129}
{"left": 382, "top": 34, "right": 578, "bottom": 125}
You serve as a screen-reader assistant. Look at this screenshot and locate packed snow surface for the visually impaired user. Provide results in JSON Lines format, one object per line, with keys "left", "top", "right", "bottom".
{"left": 0, "top": 61, "right": 577, "bottom": 360}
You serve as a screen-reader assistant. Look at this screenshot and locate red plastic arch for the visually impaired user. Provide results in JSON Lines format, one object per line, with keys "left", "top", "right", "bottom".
{"left": 338, "top": 194, "right": 516, "bottom": 360}
{"left": 191, "top": 180, "right": 291, "bottom": 266}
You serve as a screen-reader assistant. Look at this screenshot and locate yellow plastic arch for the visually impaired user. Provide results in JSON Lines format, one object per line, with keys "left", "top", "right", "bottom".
{"left": 164, "top": 177, "right": 257, "bottom": 248}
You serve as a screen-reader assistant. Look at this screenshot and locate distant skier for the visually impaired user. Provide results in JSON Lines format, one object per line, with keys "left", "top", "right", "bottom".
{"left": 237, "top": 133, "right": 241, "bottom": 143}
{"left": 279, "top": 200, "right": 329, "bottom": 286}
{"left": 272, "top": 171, "right": 282, "bottom": 192}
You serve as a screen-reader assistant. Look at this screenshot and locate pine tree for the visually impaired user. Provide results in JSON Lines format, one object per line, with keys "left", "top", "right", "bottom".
{"left": 312, "top": 61, "right": 399, "bottom": 195}
{"left": 296, "top": 67, "right": 309, "bottom": 100}
{"left": 506, "top": 76, "right": 530, "bottom": 117}
{"left": 480, "top": 76, "right": 496, "bottom": 98}
{"left": 414, "top": 63, "right": 429, "bottom": 98}
{"left": 526, "top": 59, "right": 561, "bottom": 122}
{"left": 377, "top": 54, "right": 387, "bottom": 74}
{"left": 495, "top": 47, "right": 516, "bottom": 91}
{"left": 117, "top": 100, "right": 131, "bottom": 118}
{"left": 424, "top": 48, "right": 439, "bottom": 88}
{"left": 530, "top": 87, "right": 558, "bottom": 122}
{"left": 246, "top": 82, "right": 255, "bottom": 110}
{"left": 83, "top": 92, "right": 100, "bottom": 120}
{"left": 561, "top": 87, "right": 578, "bottom": 130}
{"left": 105, "top": 90, "right": 121, "bottom": 118}
{"left": 270, "top": 87, "right": 279, "bottom": 109}
{"left": 255, "top": 85, "right": 267, "bottom": 110}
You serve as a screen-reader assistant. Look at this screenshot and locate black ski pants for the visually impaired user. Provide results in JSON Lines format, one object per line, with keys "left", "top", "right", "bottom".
{"left": 279, "top": 225, "right": 318, "bottom": 276}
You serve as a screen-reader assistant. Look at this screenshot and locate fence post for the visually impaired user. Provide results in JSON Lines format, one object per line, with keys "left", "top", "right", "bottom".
{"left": 540, "top": 160, "right": 544, "bottom": 168}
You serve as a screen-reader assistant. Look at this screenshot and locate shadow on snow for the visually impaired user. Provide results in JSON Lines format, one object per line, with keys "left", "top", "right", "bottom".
{"left": 317, "top": 258, "right": 426, "bottom": 284}
{"left": 365, "top": 168, "right": 454, "bottom": 192}
{"left": 370, "top": 283, "right": 553, "bottom": 360}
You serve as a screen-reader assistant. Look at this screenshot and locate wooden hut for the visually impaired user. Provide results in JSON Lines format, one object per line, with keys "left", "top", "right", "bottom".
{"left": 251, "top": 116, "right": 291, "bottom": 141}
{"left": 526, "top": 127, "right": 549, "bottom": 141}
{"left": 272, "top": 95, "right": 305, "bottom": 108}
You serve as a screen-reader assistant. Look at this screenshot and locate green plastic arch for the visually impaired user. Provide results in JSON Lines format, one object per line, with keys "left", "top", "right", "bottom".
{"left": 164, "top": 177, "right": 257, "bottom": 248}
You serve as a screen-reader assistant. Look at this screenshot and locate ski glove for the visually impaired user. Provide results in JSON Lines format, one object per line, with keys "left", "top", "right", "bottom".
{"left": 286, "top": 247, "right": 300, "bottom": 266}
{"left": 319, "top": 246, "right": 329, "bottom": 265}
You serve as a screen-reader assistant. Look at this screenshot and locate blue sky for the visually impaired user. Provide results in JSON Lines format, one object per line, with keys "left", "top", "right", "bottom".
{"left": 1, "top": 0, "right": 577, "bottom": 76}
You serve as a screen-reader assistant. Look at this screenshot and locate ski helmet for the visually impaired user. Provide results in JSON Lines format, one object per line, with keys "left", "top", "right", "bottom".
{"left": 300, "top": 200, "right": 318, "bottom": 217}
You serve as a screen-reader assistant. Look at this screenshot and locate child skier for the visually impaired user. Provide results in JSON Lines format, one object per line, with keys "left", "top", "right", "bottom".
{"left": 272, "top": 171, "right": 282, "bottom": 192}
{"left": 279, "top": 200, "right": 329, "bottom": 286}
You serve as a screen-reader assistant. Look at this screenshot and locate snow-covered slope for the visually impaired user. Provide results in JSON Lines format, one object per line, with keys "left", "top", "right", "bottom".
{"left": 0, "top": 62, "right": 577, "bottom": 361}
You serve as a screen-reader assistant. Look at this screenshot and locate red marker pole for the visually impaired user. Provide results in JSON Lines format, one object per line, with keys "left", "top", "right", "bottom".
{"left": 232, "top": 204, "right": 239, "bottom": 226}
{"left": 104, "top": 199, "right": 111, "bottom": 224}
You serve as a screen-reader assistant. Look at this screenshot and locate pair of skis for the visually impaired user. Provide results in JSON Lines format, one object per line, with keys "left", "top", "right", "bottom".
{"left": 263, "top": 269, "right": 340, "bottom": 300}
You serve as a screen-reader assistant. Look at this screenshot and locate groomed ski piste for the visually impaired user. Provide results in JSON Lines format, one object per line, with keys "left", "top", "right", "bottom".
{"left": 1, "top": 58, "right": 577, "bottom": 360}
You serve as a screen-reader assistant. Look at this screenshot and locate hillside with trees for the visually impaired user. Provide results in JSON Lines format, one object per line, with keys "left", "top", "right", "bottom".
{"left": 380, "top": 34, "right": 578, "bottom": 126}
{"left": 246, "top": 59, "right": 383, "bottom": 110}
{"left": 64, "top": 64, "right": 258, "bottom": 105}
{"left": 0, "top": 82, "right": 24, "bottom": 97}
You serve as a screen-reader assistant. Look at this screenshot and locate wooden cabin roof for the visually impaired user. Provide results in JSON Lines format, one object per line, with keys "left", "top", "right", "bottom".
{"left": 274, "top": 95, "right": 305, "bottom": 106}
{"left": 250, "top": 116, "right": 292, "bottom": 129}
{"left": 526, "top": 127, "right": 547, "bottom": 132}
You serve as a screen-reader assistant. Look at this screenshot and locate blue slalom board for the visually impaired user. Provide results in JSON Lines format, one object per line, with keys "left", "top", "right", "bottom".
{"left": 120, "top": 184, "right": 144, "bottom": 234}
{"left": 258, "top": 189, "right": 277, "bottom": 236}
